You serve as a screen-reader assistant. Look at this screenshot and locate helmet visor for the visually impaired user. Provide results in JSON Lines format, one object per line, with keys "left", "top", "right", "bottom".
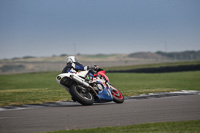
{"left": 66, "top": 56, "right": 78, "bottom": 64}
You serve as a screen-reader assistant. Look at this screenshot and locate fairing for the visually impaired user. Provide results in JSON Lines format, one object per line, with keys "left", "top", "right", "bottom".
{"left": 95, "top": 81, "right": 113, "bottom": 102}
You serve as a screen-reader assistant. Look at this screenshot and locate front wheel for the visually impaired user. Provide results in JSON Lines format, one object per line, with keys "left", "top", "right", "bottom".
{"left": 69, "top": 85, "right": 94, "bottom": 105}
{"left": 111, "top": 86, "right": 124, "bottom": 103}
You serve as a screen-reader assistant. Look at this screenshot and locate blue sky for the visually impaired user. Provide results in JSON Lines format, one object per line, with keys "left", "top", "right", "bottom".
{"left": 0, "top": 0, "right": 200, "bottom": 59}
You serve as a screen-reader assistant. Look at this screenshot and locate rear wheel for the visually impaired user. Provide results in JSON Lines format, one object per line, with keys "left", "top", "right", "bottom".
{"left": 111, "top": 86, "right": 124, "bottom": 103}
{"left": 69, "top": 85, "right": 94, "bottom": 105}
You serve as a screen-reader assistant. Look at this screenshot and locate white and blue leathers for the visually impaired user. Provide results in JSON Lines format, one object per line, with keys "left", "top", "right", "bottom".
{"left": 62, "top": 62, "right": 88, "bottom": 73}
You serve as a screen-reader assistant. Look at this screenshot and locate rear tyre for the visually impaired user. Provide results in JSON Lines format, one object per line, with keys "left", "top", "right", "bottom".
{"left": 69, "top": 85, "right": 94, "bottom": 105}
{"left": 111, "top": 86, "right": 124, "bottom": 103}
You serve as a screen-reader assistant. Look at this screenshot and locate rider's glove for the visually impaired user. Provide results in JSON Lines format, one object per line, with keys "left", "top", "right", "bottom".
{"left": 88, "top": 65, "right": 99, "bottom": 70}
{"left": 94, "top": 65, "right": 99, "bottom": 70}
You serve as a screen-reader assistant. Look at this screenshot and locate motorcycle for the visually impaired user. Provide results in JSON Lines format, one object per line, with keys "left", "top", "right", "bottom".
{"left": 56, "top": 68, "right": 124, "bottom": 105}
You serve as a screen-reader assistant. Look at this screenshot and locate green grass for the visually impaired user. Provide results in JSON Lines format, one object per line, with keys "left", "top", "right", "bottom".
{"left": 0, "top": 70, "right": 200, "bottom": 107}
{"left": 107, "top": 71, "right": 200, "bottom": 96}
{"left": 42, "top": 120, "right": 200, "bottom": 133}
{"left": 0, "top": 72, "right": 70, "bottom": 106}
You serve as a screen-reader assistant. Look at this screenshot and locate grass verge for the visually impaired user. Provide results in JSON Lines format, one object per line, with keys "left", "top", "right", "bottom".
{"left": 0, "top": 72, "right": 69, "bottom": 107}
{"left": 42, "top": 120, "right": 200, "bottom": 133}
{"left": 107, "top": 71, "right": 200, "bottom": 96}
{"left": 0, "top": 71, "right": 200, "bottom": 107}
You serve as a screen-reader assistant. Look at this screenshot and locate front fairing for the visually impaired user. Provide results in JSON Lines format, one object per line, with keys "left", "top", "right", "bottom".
{"left": 96, "top": 70, "right": 109, "bottom": 82}
{"left": 95, "top": 82, "right": 113, "bottom": 102}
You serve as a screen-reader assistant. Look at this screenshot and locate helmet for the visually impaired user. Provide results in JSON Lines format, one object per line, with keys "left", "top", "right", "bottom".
{"left": 66, "top": 56, "right": 78, "bottom": 64}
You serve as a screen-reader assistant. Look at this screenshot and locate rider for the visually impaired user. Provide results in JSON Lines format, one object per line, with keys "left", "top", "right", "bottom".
{"left": 62, "top": 56, "right": 98, "bottom": 81}
{"left": 62, "top": 56, "right": 87, "bottom": 73}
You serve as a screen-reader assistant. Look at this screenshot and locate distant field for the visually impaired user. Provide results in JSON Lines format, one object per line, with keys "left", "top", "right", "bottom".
{"left": 0, "top": 70, "right": 200, "bottom": 107}
{"left": 85, "top": 54, "right": 116, "bottom": 59}
{"left": 1, "top": 53, "right": 199, "bottom": 74}
{"left": 104, "top": 60, "right": 200, "bottom": 71}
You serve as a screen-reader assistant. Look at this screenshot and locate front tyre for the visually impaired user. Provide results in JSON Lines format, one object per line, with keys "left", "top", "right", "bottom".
{"left": 111, "top": 86, "right": 124, "bottom": 103}
{"left": 69, "top": 85, "right": 94, "bottom": 105}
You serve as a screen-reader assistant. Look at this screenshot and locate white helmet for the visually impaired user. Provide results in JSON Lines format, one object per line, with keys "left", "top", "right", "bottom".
{"left": 66, "top": 56, "right": 78, "bottom": 64}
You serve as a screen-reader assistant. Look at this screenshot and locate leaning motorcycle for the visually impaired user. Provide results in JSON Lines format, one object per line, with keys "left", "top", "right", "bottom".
{"left": 56, "top": 68, "right": 124, "bottom": 105}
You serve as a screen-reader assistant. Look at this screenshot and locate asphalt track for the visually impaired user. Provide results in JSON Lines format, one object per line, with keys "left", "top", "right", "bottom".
{"left": 0, "top": 94, "right": 200, "bottom": 133}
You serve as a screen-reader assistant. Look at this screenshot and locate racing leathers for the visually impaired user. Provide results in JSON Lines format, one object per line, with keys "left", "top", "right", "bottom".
{"left": 62, "top": 62, "right": 96, "bottom": 83}
{"left": 62, "top": 62, "right": 89, "bottom": 73}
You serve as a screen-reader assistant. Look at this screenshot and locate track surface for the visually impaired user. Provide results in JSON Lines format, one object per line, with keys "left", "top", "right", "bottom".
{"left": 0, "top": 95, "right": 200, "bottom": 133}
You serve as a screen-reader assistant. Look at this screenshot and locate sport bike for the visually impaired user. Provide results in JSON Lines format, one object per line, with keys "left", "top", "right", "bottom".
{"left": 56, "top": 68, "right": 124, "bottom": 105}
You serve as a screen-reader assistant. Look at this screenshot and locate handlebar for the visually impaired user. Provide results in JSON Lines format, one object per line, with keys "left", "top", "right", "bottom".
{"left": 89, "top": 67, "right": 104, "bottom": 74}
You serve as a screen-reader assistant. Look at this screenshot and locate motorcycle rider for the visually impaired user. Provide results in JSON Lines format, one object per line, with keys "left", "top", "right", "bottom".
{"left": 62, "top": 56, "right": 98, "bottom": 81}
{"left": 62, "top": 56, "right": 87, "bottom": 73}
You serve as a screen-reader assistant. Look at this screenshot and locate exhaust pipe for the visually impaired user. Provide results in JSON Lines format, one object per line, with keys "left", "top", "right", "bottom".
{"left": 70, "top": 74, "right": 98, "bottom": 95}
